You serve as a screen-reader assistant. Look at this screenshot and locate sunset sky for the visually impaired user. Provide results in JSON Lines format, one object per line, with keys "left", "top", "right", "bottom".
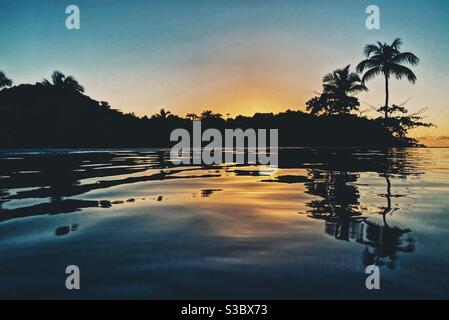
{"left": 2, "top": 0, "right": 449, "bottom": 145}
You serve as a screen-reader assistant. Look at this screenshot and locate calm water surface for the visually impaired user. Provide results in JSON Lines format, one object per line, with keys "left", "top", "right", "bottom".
{"left": 1, "top": 148, "right": 449, "bottom": 299}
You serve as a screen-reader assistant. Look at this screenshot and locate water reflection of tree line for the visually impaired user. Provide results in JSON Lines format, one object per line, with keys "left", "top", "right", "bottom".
{"left": 304, "top": 149, "right": 418, "bottom": 270}
{"left": 0, "top": 151, "right": 216, "bottom": 222}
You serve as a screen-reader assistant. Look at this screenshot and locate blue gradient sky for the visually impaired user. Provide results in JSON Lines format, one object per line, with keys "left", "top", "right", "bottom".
{"left": 1, "top": 0, "right": 449, "bottom": 144}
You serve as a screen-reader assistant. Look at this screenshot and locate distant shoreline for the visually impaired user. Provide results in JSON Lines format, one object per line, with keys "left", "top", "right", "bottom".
{"left": 0, "top": 84, "right": 422, "bottom": 149}
{"left": 0, "top": 146, "right": 434, "bottom": 156}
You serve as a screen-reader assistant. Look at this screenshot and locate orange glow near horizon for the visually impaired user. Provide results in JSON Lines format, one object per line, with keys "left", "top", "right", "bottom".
{"left": 44, "top": 28, "right": 449, "bottom": 147}
{"left": 173, "top": 84, "right": 309, "bottom": 118}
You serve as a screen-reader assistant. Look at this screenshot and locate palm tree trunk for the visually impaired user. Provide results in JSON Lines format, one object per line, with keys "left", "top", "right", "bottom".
{"left": 384, "top": 74, "right": 389, "bottom": 119}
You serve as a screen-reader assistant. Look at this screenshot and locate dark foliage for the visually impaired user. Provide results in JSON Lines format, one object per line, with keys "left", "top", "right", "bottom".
{"left": 306, "top": 65, "right": 367, "bottom": 115}
{"left": 0, "top": 71, "right": 13, "bottom": 89}
{"left": 0, "top": 84, "right": 413, "bottom": 148}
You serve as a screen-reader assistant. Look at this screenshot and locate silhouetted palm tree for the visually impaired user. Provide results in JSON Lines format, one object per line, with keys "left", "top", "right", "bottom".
{"left": 322, "top": 65, "right": 368, "bottom": 113}
{"left": 0, "top": 71, "right": 13, "bottom": 89}
{"left": 356, "top": 38, "right": 419, "bottom": 119}
{"left": 323, "top": 65, "right": 367, "bottom": 95}
{"left": 41, "top": 71, "right": 85, "bottom": 93}
{"left": 155, "top": 108, "right": 171, "bottom": 119}
{"left": 306, "top": 65, "right": 366, "bottom": 115}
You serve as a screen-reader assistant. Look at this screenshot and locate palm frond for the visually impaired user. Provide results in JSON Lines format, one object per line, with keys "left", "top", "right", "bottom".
{"left": 64, "top": 76, "right": 85, "bottom": 92}
{"left": 323, "top": 83, "right": 338, "bottom": 92}
{"left": 356, "top": 59, "right": 378, "bottom": 73}
{"left": 348, "top": 83, "right": 368, "bottom": 94}
{"left": 363, "top": 44, "right": 380, "bottom": 57}
{"left": 389, "top": 64, "right": 417, "bottom": 83}
{"left": 322, "top": 72, "right": 334, "bottom": 83}
{"left": 391, "top": 52, "right": 420, "bottom": 66}
{"left": 0, "top": 71, "right": 13, "bottom": 88}
{"left": 348, "top": 72, "right": 362, "bottom": 83}
{"left": 361, "top": 67, "right": 382, "bottom": 84}
{"left": 51, "top": 71, "right": 66, "bottom": 86}
{"left": 41, "top": 79, "right": 52, "bottom": 86}
{"left": 391, "top": 38, "right": 403, "bottom": 50}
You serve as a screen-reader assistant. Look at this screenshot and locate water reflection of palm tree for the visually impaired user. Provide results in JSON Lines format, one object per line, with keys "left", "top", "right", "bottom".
{"left": 357, "top": 149, "right": 416, "bottom": 269}
{"left": 306, "top": 170, "right": 365, "bottom": 241}
{"left": 360, "top": 220, "right": 414, "bottom": 270}
{"left": 380, "top": 173, "right": 393, "bottom": 226}
{"left": 305, "top": 162, "right": 415, "bottom": 269}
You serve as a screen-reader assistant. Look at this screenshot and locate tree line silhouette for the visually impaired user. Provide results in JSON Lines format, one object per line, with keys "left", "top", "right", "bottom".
{"left": 0, "top": 38, "right": 432, "bottom": 148}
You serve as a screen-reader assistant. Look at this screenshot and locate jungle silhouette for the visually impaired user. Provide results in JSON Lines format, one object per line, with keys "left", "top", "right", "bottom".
{"left": 0, "top": 39, "right": 432, "bottom": 148}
